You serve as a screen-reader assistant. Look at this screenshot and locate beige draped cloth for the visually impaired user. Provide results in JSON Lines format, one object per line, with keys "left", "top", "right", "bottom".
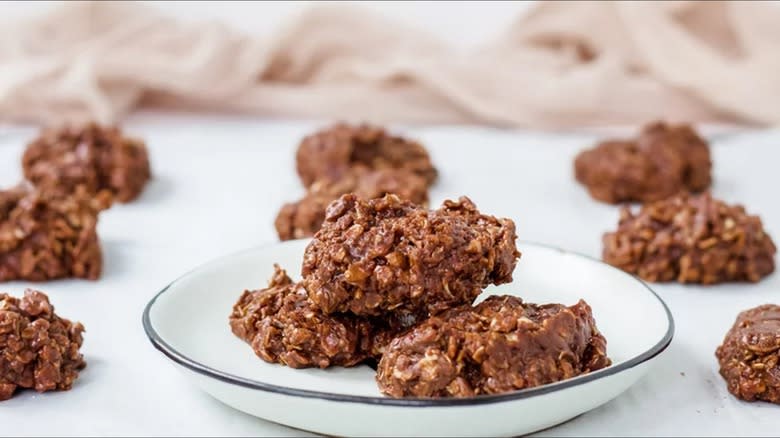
{"left": 1, "top": 1, "right": 779, "bottom": 129}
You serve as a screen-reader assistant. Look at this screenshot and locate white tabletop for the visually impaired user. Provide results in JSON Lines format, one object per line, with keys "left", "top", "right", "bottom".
{"left": 1, "top": 113, "right": 778, "bottom": 437}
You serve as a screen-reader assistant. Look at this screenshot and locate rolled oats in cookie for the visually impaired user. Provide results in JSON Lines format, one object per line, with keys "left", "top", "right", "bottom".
{"left": 295, "top": 123, "right": 437, "bottom": 188}
{"left": 0, "top": 184, "right": 108, "bottom": 282}
{"left": 23, "top": 122, "right": 151, "bottom": 203}
{"left": 0, "top": 289, "right": 86, "bottom": 401}
{"left": 376, "top": 295, "right": 610, "bottom": 398}
{"left": 275, "top": 167, "right": 429, "bottom": 241}
{"left": 229, "top": 265, "right": 420, "bottom": 368}
{"left": 716, "top": 304, "right": 780, "bottom": 404}
{"left": 301, "top": 194, "right": 520, "bottom": 317}
{"left": 603, "top": 192, "right": 776, "bottom": 284}
{"left": 574, "top": 121, "right": 712, "bottom": 204}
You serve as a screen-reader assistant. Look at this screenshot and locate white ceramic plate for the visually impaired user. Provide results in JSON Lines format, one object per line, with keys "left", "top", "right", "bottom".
{"left": 143, "top": 240, "right": 673, "bottom": 437}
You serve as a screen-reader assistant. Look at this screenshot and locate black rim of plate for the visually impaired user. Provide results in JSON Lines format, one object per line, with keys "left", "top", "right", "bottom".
{"left": 142, "top": 240, "right": 675, "bottom": 407}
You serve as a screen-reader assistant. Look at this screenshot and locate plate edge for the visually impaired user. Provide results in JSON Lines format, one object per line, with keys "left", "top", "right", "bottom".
{"left": 141, "top": 239, "right": 675, "bottom": 408}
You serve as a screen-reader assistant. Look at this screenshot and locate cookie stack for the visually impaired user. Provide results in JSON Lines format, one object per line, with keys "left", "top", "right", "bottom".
{"left": 233, "top": 192, "right": 611, "bottom": 398}
{"left": 275, "top": 123, "right": 437, "bottom": 240}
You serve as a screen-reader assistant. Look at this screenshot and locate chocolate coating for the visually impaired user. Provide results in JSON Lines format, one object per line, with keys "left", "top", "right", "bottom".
{"left": 376, "top": 295, "right": 610, "bottom": 398}
{"left": 301, "top": 194, "right": 520, "bottom": 316}
{"left": 0, "top": 289, "right": 86, "bottom": 401}
{"left": 229, "top": 265, "right": 420, "bottom": 368}
{"left": 296, "top": 123, "right": 437, "bottom": 188}
{"left": 0, "top": 184, "right": 108, "bottom": 282}
{"left": 23, "top": 122, "right": 151, "bottom": 203}
{"left": 603, "top": 192, "right": 776, "bottom": 284}
{"left": 275, "top": 168, "right": 428, "bottom": 241}
{"left": 575, "top": 121, "right": 712, "bottom": 204}
{"left": 716, "top": 304, "right": 780, "bottom": 404}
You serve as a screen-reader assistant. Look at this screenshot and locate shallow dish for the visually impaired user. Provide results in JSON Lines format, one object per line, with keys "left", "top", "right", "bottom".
{"left": 143, "top": 240, "right": 673, "bottom": 437}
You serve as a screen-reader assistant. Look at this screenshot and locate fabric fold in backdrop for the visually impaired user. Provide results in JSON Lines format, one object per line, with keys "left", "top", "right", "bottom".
{"left": 1, "top": 0, "right": 779, "bottom": 128}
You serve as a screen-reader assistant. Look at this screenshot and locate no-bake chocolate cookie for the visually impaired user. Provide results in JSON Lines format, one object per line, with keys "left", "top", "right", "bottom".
{"left": 603, "top": 192, "right": 776, "bottom": 284}
{"left": 574, "top": 122, "right": 712, "bottom": 204}
{"left": 23, "top": 122, "right": 151, "bottom": 203}
{"left": 229, "top": 265, "right": 420, "bottom": 368}
{"left": 0, "top": 289, "right": 86, "bottom": 401}
{"left": 716, "top": 304, "right": 780, "bottom": 404}
{"left": 0, "top": 184, "right": 108, "bottom": 282}
{"left": 275, "top": 167, "right": 429, "bottom": 241}
{"left": 296, "top": 123, "right": 437, "bottom": 188}
{"left": 376, "top": 295, "right": 610, "bottom": 398}
{"left": 302, "top": 194, "right": 520, "bottom": 316}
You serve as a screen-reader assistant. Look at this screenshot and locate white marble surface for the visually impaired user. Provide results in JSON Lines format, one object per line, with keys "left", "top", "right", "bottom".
{"left": 0, "top": 113, "right": 778, "bottom": 436}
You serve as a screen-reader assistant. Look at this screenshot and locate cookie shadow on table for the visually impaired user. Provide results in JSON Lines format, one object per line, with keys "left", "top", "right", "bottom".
{"left": 98, "top": 239, "right": 133, "bottom": 280}
{"left": 70, "top": 356, "right": 107, "bottom": 390}
{"left": 656, "top": 275, "right": 780, "bottom": 298}
{"left": 535, "top": 341, "right": 702, "bottom": 436}
{"left": 4, "top": 356, "right": 108, "bottom": 405}
{"left": 707, "top": 176, "right": 738, "bottom": 197}
{"left": 136, "top": 173, "right": 174, "bottom": 205}
{"left": 176, "top": 374, "right": 318, "bottom": 437}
